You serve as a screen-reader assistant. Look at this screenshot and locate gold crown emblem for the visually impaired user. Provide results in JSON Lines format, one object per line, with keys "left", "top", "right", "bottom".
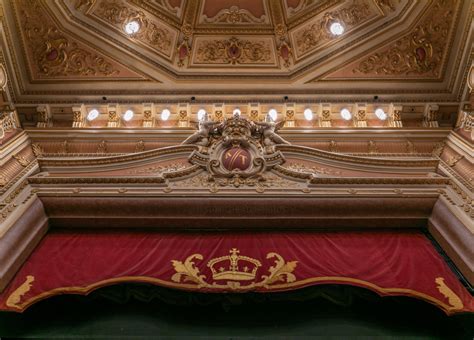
{"left": 207, "top": 248, "right": 261, "bottom": 281}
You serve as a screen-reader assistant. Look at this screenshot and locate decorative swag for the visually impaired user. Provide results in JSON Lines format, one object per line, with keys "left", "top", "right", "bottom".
{"left": 0, "top": 231, "right": 472, "bottom": 314}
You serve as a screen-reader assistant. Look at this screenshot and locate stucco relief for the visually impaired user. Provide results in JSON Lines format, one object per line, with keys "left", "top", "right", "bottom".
{"left": 326, "top": 0, "right": 459, "bottom": 79}
{"left": 291, "top": 0, "right": 375, "bottom": 59}
{"left": 16, "top": 0, "right": 142, "bottom": 79}
{"left": 192, "top": 37, "right": 276, "bottom": 66}
{"left": 92, "top": 0, "right": 176, "bottom": 58}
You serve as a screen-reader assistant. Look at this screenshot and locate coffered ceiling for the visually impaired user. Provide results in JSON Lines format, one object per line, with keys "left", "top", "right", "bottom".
{"left": 0, "top": 0, "right": 472, "bottom": 103}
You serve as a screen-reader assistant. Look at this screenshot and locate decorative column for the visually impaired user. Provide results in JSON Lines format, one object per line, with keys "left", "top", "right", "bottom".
{"left": 107, "top": 104, "right": 120, "bottom": 128}
{"left": 284, "top": 103, "right": 295, "bottom": 127}
{"left": 212, "top": 103, "right": 225, "bottom": 122}
{"left": 355, "top": 103, "right": 367, "bottom": 127}
{"left": 72, "top": 105, "right": 85, "bottom": 128}
{"left": 248, "top": 103, "right": 260, "bottom": 122}
{"left": 142, "top": 103, "right": 154, "bottom": 128}
{"left": 423, "top": 104, "right": 439, "bottom": 128}
{"left": 178, "top": 103, "right": 189, "bottom": 127}
{"left": 320, "top": 103, "right": 331, "bottom": 127}
{"left": 389, "top": 104, "right": 403, "bottom": 128}
{"left": 36, "top": 105, "right": 51, "bottom": 128}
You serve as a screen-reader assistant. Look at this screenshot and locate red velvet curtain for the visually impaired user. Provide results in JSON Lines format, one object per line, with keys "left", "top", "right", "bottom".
{"left": 1, "top": 230, "right": 472, "bottom": 314}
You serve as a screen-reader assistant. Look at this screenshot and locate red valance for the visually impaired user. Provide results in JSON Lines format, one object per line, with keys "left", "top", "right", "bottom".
{"left": 0, "top": 231, "right": 472, "bottom": 314}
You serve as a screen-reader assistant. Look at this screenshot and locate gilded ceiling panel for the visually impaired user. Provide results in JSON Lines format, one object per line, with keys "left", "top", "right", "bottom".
{"left": 323, "top": 0, "right": 461, "bottom": 80}
{"left": 13, "top": 0, "right": 145, "bottom": 80}
{"left": 129, "top": 0, "right": 185, "bottom": 22}
{"left": 289, "top": 0, "right": 381, "bottom": 60}
{"left": 190, "top": 36, "right": 277, "bottom": 67}
{"left": 88, "top": 0, "right": 178, "bottom": 60}
{"left": 198, "top": 0, "right": 270, "bottom": 25}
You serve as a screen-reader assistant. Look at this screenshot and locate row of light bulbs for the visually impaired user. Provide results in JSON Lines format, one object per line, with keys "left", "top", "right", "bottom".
{"left": 85, "top": 107, "right": 388, "bottom": 122}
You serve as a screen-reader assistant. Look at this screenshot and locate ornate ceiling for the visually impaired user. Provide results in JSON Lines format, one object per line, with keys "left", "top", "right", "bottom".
{"left": 0, "top": 0, "right": 472, "bottom": 102}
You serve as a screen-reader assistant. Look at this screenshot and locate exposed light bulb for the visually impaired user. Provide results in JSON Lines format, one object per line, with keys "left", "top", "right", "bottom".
{"left": 268, "top": 108, "right": 278, "bottom": 121}
{"left": 123, "top": 109, "right": 134, "bottom": 121}
{"left": 87, "top": 109, "right": 99, "bottom": 121}
{"left": 303, "top": 108, "right": 313, "bottom": 121}
{"left": 161, "top": 109, "right": 171, "bottom": 121}
{"left": 124, "top": 21, "right": 140, "bottom": 34}
{"left": 340, "top": 108, "right": 352, "bottom": 120}
{"left": 375, "top": 108, "right": 387, "bottom": 121}
{"left": 197, "top": 109, "right": 206, "bottom": 121}
{"left": 233, "top": 108, "right": 241, "bottom": 117}
{"left": 330, "top": 22, "right": 344, "bottom": 36}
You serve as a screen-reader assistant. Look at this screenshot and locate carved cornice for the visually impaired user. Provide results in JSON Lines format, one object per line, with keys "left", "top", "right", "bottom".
{"left": 277, "top": 145, "right": 439, "bottom": 168}
{"left": 38, "top": 145, "right": 197, "bottom": 168}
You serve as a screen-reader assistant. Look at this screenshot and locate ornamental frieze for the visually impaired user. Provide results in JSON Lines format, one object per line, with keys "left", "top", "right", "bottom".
{"left": 200, "top": 6, "right": 269, "bottom": 25}
{"left": 91, "top": 0, "right": 177, "bottom": 58}
{"left": 192, "top": 36, "right": 276, "bottom": 66}
{"left": 15, "top": 0, "right": 143, "bottom": 79}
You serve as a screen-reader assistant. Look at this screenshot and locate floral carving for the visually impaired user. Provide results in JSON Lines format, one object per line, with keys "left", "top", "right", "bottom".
{"left": 94, "top": 0, "right": 173, "bottom": 56}
{"left": 194, "top": 37, "right": 273, "bottom": 65}
{"left": 284, "top": 162, "right": 343, "bottom": 176}
{"left": 19, "top": 0, "right": 122, "bottom": 78}
{"left": 353, "top": 1, "right": 456, "bottom": 77}
{"left": 202, "top": 6, "right": 267, "bottom": 24}
{"left": 295, "top": 1, "right": 372, "bottom": 56}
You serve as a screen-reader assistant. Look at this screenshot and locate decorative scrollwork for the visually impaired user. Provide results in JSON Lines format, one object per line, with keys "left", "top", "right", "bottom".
{"left": 202, "top": 6, "right": 267, "bottom": 24}
{"left": 353, "top": 1, "right": 455, "bottom": 77}
{"left": 194, "top": 37, "right": 273, "bottom": 65}
{"left": 171, "top": 249, "right": 298, "bottom": 290}
{"left": 20, "top": 1, "right": 121, "bottom": 78}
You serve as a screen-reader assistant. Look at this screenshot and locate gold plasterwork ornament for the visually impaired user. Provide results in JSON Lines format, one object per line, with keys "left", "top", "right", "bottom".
{"left": 202, "top": 6, "right": 267, "bottom": 24}
{"left": 93, "top": 0, "right": 173, "bottom": 56}
{"left": 295, "top": 1, "right": 372, "bottom": 56}
{"left": 171, "top": 248, "right": 297, "bottom": 290}
{"left": 97, "top": 140, "right": 107, "bottom": 153}
{"left": 194, "top": 37, "right": 273, "bottom": 65}
{"left": 353, "top": 1, "right": 455, "bottom": 77}
{"left": 18, "top": 1, "right": 125, "bottom": 78}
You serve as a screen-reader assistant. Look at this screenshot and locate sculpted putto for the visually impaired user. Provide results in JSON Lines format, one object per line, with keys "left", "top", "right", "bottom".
{"left": 182, "top": 113, "right": 221, "bottom": 146}
{"left": 253, "top": 113, "right": 290, "bottom": 146}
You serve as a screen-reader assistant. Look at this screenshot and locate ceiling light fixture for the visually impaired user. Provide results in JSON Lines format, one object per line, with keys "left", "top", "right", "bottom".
{"left": 197, "top": 108, "right": 206, "bottom": 121}
{"left": 303, "top": 108, "right": 313, "bottom": 121}
{"left": 375, "top": 108, "right": 387, "bottom": 121}
{"left": 329, "top": 22, "right": 344, "bottom": 36}
{"left": 124, "top": 21, "right": 140, "bottom": 35}
{"left": 123, "top": 109, "right": 134, "bottom": 121}
{"left": 87, "top": 109, "right": 99, "bottom": 121}
{"left": 340, "top": 108, "right": 352, "bottom": 120}
{"left": 268, "top": 108, "right": 278, "bottom": 121}
{"left": 161, "top": 108, "right": 171, "bottom": 121}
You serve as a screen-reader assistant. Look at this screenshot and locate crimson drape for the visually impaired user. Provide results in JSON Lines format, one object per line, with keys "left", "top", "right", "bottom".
{"left": 0, "top": 230, "right": 472, "bottom": 314}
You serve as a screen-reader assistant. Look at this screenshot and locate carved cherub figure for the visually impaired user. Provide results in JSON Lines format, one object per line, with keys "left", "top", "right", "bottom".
{"left": 253, "top": 114, "right": 290, "bottom": 146}
{"left": 182, "top": 113, "right": 221, "bottom": 146}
